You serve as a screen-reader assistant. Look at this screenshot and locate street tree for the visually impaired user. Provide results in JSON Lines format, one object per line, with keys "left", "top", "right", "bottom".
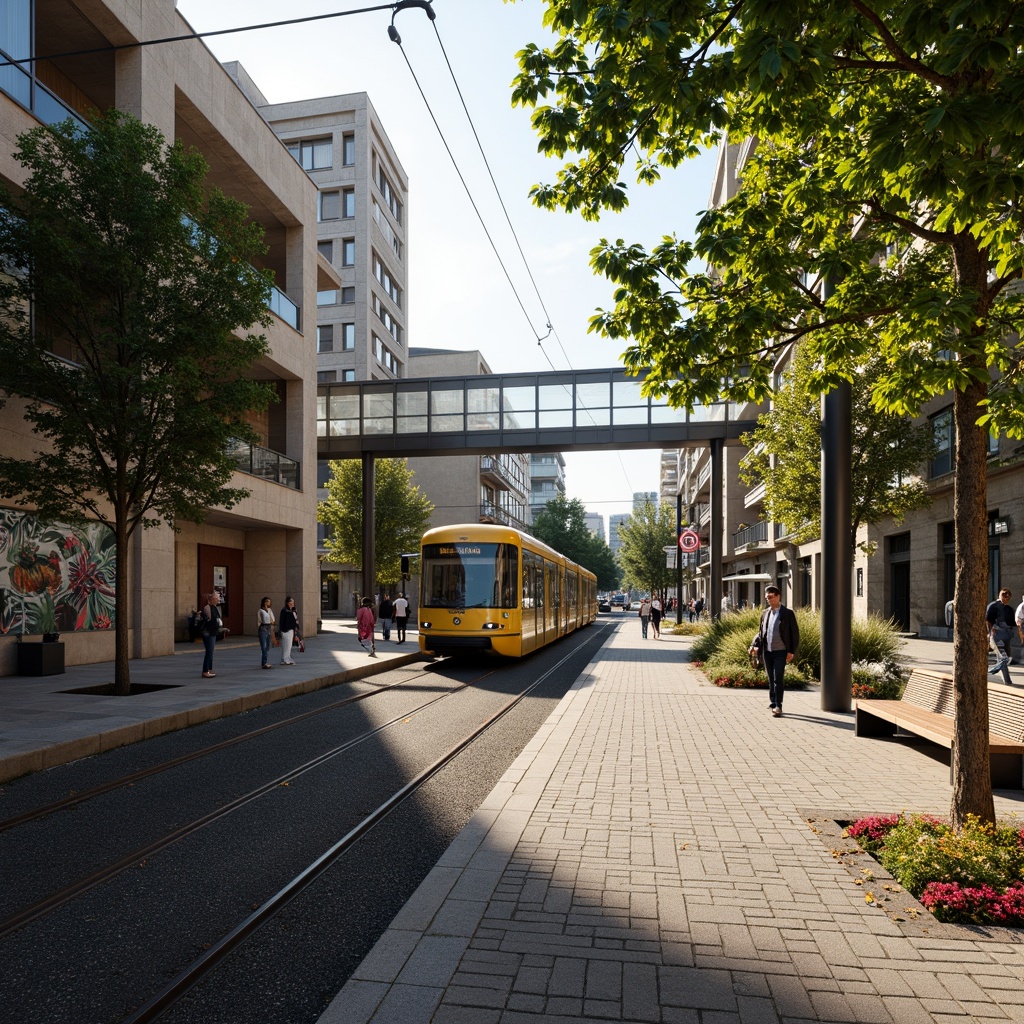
{"left": 531, "top": 493, "right": 619, "bottom": 589}
{"left": 617, "top": 501, "right": 676, "bottom": 598}
{"left": 0, "top": 111, "right": 275, "bottom": 696}
{"left": 511, "top": 1, "right": 1024, "bottom": 827}
{"left": 740, "top": 346, "right": 936, "bottom": 551}
{"left": 318, "top": 458, "right": 433, "bottom": 593}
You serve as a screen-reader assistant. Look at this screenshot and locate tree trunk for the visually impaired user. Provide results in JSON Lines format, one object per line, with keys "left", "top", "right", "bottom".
{"left": 113, "top": 515, "right": 132, "bottom": 696}
{"left": 950, "top": 373, "right": 995, "bottom": 827}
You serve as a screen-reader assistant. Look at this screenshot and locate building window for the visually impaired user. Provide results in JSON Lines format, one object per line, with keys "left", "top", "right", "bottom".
{"left": 341, "top": 323, "right": 355, "bottom": 350}
{"left": 373, "top": 294, "right": 402, "bottom": 345}
{"left": 856, "top": 567, "right": 864, "bottom": 597}
{"left": 372, "top": 254, "right": 401, "bottom": 306}
{"left": 378, "top": 167, "right": 402, "bottom": 223}
{"left": 342, "top": 369, "right": 355, "bottom": 382}
{"left": 317, "top": 240, "right": 333, "bottom": 260}
{"left": 317, "top": 324, "right": 333, "bottom": 352}
{"left": 340, "top": 286, "right": 355, "bottom": 304}
{"left": 319, "top": 191, "right": 340, "bottom": 221}
{"left": 930, "top": 407, "right": 952, "bottom": 477}
{"left": 288, "top": 138, "right": 332, "bottom": 170}
{"left": 373, "top": 333, "right": 398, "bottom": 374}
{"left": 317, "top": 370, "right": 337, "bottom": 384}
{"left": 342, "top": 133, "right": 355, "bottom": 166}
{"left": 988, "top": 429, "right": 1000, "bottom": 457}
{"left": 343, "top": 188, "right": 355, "bottom": 219}
{"left": 317, "top": 290, "right": 338, "bottom": 306}
{"left": 341, "top": 238, "right": 355, "bottom": 266}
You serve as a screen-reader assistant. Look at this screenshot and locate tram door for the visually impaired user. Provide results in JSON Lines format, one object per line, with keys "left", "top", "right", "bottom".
{"left": 545, "top": 561, "right": 557, "bottom": 640}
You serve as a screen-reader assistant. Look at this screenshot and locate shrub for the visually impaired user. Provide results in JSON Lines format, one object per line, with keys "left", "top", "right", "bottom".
{"left": 670, "top": 621, "right": 707, "bottom": 636}
{"left": 847, "top": 813, "right": 1024, "bottom": 923}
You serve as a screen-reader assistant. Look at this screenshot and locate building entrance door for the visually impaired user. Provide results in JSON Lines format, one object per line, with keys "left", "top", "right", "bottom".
{"left": 891, "top": 563, "right": 911, "bottom": 632}
{"left": 198, "top": 545, "right": 244, "bottom": 636}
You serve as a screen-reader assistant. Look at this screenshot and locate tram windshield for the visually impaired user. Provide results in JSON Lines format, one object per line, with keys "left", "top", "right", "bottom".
{"left": 421, "top": 542, "right": 519, "bottom": 609}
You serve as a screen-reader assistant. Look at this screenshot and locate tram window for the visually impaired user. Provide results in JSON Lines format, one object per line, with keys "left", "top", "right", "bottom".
{"left": 422, "top": 542, "right": 519, "bottom": 608}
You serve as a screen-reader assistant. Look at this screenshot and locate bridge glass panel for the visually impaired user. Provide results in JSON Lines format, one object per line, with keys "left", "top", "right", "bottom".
{"left": 364, "top": 390, "right": 394, "bottom": 434}
{"left": 575, "top": 379, "right": 611, "bottom": 426}
{"left": 316, "top": 394, "right": 327, "bottom": 437}
{"left": 502, "top": 385, "right": 535, "bottom": 429}
{"left": 538, "top": 382, "right": 574, "bottom": 428}
{"left": 690, "top": 399, "right": 726, "bottom": 422}
{"left": 431, "top": 388, "right": 464, "bottom": 431}
{"left": 328, "top": 391, "right": 360, "bottom": 435}
{"left": 397, "top": 389, "right": 428, "bottom": 433}
{"left": 611, "top": 380, "right": 648, "bottom": 425}
{"left": 467, "top": 386, "right": 501, "bottom": 430}
{"left": 650, "top": 401, "right": 689, "bottom": 424}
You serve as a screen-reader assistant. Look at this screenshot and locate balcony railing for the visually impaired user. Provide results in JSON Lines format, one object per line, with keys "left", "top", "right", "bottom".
{"left": 480, "top": 499, "right": 527, "bottom": 531}
{"left": 231, "top": 441, "right": 300, "bottom": 489}
{"left": 0, "top": 62, "right": 91, "bottom": 135}
{"left": 732, "top": 520, "right": 769, "bottom": 549}
{"left": 480, "top": 455, "right": 511, "bottom": 490}
{"left": 744, "top": 481, "right": 766, "bottom": 508}
{"left": 267, "top": 284, "right": 300, "bottom": 330}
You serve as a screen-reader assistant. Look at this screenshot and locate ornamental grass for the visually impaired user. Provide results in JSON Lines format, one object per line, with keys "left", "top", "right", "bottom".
{"left": 846, "top": 813, "right": 1024, "bottom": 925}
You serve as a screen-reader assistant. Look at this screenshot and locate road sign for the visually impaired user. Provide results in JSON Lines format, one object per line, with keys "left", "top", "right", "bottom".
{"left": 679, "top": 529, "right": 700, "bottom": 553}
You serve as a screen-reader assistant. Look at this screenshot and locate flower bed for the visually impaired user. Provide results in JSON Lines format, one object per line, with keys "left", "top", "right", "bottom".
{"left": 846, "top": 813, "right": 1024, "bottom": 925}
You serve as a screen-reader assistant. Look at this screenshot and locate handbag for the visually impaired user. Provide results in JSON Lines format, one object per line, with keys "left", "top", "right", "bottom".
{"left": 296, "top": 637, "right": 305, "bottom": 654}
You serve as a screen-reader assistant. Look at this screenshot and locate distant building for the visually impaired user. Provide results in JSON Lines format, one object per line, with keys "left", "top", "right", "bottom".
{"left": 530, "top": 453, "right": 567, "bottom": 519}
{"left": 406, "top": 349, "right": 530, "bottom": 534}
{"left": 608, "top": 513, "right": 631, "bottom": 560}
{"left": 633, "top": 490, "right": 658, "bottom": 509}
{"left": 584, "top": 512, "right": 605, "bottom": 543}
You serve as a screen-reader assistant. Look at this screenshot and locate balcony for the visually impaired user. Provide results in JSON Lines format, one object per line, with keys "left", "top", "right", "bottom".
{"left": 732, "top": 520, "right": 769, "bottom": 552}
{"left": 231, "top": 441, "right": 300, "bottom": 489}
{"left": 267, "top": 284, "right": 300, "bottom": 331}
{"left": 480, "top": 455, "right": 511, "bottom": 491}
{"left": 1, "top": 63, "right": 91, "bottom": 135}
{"left": 744, "top": 481, "right": 766, "bottom": 508}
{"left": 480, "top": 499, "right": 526, "bottom": 531}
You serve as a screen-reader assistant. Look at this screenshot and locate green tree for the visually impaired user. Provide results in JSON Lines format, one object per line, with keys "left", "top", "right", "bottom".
{"left": 511, "top": 1, "right": 1024, "bottom": 827}
{"left": 532, "top": 494, "right": 620, "bottom": 589}
{"left": 0, "top": 111, "right": 275, "bottom": 696}
{"left": 318, "top": 458, "right": 433, "bottom": 592}
{"left": 617, "top": 501, "right": 676, "bottom": 597}
{"left": 740, "top": 347, "right": 936, "bottom": 551}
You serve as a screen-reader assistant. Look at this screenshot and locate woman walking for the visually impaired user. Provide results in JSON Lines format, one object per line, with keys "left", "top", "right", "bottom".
{"left": 638, "top": 596, "right": 652, "bottom": 639}
{"left": 279, "top": 596, "right": 298, "bottom": 665}
{"left": 200, "top": 592, "right": 221, "bottom": 678}
{"left": 257, "top": 597, "right": 275, "bottom": 669}
{"left": 651, "top": 595, "right": 663, "bottom": 638}
{"left": 357, "top": 597, "right": 376, "bottom": 656}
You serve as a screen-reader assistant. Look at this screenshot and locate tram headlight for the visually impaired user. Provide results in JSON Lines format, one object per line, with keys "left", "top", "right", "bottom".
{"left": 481, "top": 622, "right": 505, "bottom": 630}
{"left": 420, "top": 621, "right": 431, "bottom": 629}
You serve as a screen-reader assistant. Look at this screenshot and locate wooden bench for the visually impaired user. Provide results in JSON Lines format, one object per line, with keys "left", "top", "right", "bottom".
{"left": 856, "top": 668, "right": 1024, "bottom": 788}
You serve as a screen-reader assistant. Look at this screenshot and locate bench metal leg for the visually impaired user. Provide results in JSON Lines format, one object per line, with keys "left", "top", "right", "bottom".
{"left": 855, "top": 708, "right": 896, "bottom": 738}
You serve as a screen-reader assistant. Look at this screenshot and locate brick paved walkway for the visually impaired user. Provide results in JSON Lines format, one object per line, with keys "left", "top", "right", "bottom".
{"left": 320, "top": 620, "right": 1024, "bottom": 1024}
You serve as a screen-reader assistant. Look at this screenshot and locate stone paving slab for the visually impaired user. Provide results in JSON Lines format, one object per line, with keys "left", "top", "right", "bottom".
{"left": 318, "top": 624, "right": 1024, "bottom": 1024}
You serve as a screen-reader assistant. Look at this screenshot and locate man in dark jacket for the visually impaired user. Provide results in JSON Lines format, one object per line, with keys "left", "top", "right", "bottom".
{"left": 987, "top": 587, "right": 1016, "bottom": 686}
{"left": 750, "top": 586, "right": 800, "bottom": 717}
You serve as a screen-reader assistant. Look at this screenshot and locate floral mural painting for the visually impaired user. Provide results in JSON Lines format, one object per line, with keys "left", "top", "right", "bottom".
{"left": 0, "top": 510, "right": 115, "bottom": 635}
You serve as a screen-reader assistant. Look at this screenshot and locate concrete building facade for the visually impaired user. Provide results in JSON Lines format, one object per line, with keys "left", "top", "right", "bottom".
{"left": 529, "top": 453, "right": 566, "bottom": 519}
{"left": 0, "top": 0, "right": 320, "bottom": 671}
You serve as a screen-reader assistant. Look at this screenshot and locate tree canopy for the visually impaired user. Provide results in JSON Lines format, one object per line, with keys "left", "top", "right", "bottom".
{"left": 0, "top": 110, "right": 276, "bottom": 694}
{"left": 511, "top": 0, "right": 1024, "bottom": 825}
{"left": 617, "top": 500, "right": 676, "bottom": 596}
{"left": 318, "top": 459, "right": 434, "bottom": 592}
{"left": 740, "top": 347, "right": 936, "bottom": 551}
{"left": 531, "top": 494, "right": 620, "bottom": 589}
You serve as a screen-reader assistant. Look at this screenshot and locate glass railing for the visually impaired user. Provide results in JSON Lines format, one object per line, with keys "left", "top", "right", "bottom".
{"left": 230, "top": 441, "right": 300, "bottom": 489}
{"left": 0, "top": 61, "right": 91, "bottom": 135}
{"left": 267, "top": 284, "right": 300, "bottom": 330}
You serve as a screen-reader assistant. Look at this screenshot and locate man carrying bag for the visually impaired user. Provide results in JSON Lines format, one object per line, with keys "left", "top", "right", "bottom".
{"left": 749, "top": 586, "right": 799, "bottom": 717}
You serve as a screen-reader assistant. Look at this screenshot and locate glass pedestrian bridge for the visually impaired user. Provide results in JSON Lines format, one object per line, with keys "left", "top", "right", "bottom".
{"left": 318, "top": 368, "right": 758, "bottom": 458}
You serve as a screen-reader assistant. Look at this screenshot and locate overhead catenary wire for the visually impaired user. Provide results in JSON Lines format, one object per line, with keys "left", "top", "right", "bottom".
{"left": 388, "top": 30, "right": 559, "bottom": 371}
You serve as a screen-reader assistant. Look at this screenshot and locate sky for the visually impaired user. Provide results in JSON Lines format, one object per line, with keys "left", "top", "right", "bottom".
{"left": 175, "top": 0, "right": 720, "bottom": 530}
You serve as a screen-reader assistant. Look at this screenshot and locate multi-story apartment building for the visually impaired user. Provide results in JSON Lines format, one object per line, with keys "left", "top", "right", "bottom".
{"left": 224, "top": 77, "right": 410, "bottom": 614}
{"left": 406, "top": 349, "right": 531, "bottom": 534}
{"left": 608, "top": 513, "right": 630, "bottom": 561}
{"left": 584, "top": 512, "right": 605, "bottom": 543}
{"left": 529, "top": 453, "right": 566, "bottom": 519}
{"left": 0, "top": 1, "right": 320, "bottom": 669}
{"left": 671, "top": 137, "right": 1024, "bottom": 632}
{"left": 633, "top": 491, "right": 658, "bottom": 510}
{"left": 226, "top": 74, "right": 409, "bottom": 385}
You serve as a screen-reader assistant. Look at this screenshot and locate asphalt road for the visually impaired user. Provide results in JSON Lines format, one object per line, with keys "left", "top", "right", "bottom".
{"left": 0, "top": 619, "right": 614, "bottom": 1024}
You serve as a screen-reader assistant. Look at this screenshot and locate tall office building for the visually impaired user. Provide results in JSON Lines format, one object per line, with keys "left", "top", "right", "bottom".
{"left": 633, "top": 491, "right": 659, "bottom": 509}
{"left": 530, "top": 453, "right": 566, "bottom": 519}
{"left": 584, "top": 512, "right": 605, "bottom": 543}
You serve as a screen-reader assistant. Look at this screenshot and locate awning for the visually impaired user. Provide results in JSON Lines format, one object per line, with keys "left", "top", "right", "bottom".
{"left": 721, "top": 572, "right": 775, "bottom": 582}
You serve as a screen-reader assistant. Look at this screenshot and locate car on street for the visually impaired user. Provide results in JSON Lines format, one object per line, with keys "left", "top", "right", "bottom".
{"left": 598, "top": 597, "right": 612, "bottom": 613}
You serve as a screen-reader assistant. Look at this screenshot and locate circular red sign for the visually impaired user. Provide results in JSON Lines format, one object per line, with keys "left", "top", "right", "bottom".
{"left": 679, "top": 529, "right": 700, "bottom": 553}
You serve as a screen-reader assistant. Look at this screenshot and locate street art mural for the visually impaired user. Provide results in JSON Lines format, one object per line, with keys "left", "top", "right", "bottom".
{"left": 0, "top": 509, "right": 115, "bottom": 635}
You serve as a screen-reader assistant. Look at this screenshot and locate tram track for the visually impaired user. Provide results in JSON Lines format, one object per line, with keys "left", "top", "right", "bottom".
{"left": 0, "top": 661, "right": 454, "bottom": 836}
{"left": 0, "top": 665, "right": 496, "bottom": 941}
{"left": 121, "top": 625, "right": 610, "bottom": 1024}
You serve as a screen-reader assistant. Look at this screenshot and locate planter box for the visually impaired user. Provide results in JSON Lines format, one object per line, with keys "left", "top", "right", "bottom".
{"left": 17, "top": 641, "right": 65, "bottom": 676}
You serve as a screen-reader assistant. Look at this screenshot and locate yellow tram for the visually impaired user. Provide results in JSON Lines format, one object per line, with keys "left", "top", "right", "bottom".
{"left": 418, "top": 524, "right": 598, "bottom": 657}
